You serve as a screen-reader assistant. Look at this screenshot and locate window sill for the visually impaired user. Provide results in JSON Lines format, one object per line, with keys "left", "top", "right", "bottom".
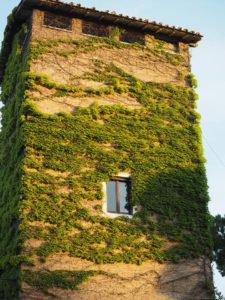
{"left": 81, "top": 33, "right": 109, "bottom": 38}
{"left": 42, "top": 25, "right": 72, "bottom": 33}
{"left": 102, "top": 211, "right": 134, "bottom": 219}
{"left": 119, "top": 40, "right": 145, "bottom": 46}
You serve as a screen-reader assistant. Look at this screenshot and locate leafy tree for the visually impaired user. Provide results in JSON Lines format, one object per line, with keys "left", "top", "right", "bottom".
{"left": 215, "top": 289, "right": 225, "bottom": 300}
{"left": 213, "top": 215, "right": 225, "bottom": 276}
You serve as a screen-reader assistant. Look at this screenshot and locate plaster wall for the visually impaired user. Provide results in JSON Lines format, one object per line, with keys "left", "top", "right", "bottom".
{"left": 19, "top": 8, "right": 213, "bottom": 300}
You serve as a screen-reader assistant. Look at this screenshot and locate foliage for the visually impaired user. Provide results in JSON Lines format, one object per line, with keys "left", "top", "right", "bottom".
{"left": 0, "top": 8, "right": 26, "bottom": 83}
{"left": 214, "top": 289, "right": 225, "bottom": 300}
{"left": 18, "top": 37, "right": 212, "bottom": 266}
{"left": 0, "top": 26, "right": 29, "bottom": 299}
{"left": 187, "top": 73, "right": 198, "bottom": 89}
{"left": 29, "top": 36, "right": 187, "bottom": 67}
{"left": 111, "top": 26, "right": 124, "bottom": 39}
{"left": 212, "top": 215, "right": 225, "bottom": 276}
{"left": 22, "top": 270, "right": 98, "bottom": 296}
{"left": 0, "top": 17, "right": 212, "bottom": 298}
{"left": 24, "top": 62, "right": 197, "bottom": 106}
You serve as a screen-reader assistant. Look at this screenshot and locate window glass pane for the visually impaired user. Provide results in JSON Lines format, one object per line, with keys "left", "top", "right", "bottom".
{"left": 107, "top": 181, "right": 117, "bottom": 212}
{"left": 119, "top": 181, "right": 129, "bottom": 213}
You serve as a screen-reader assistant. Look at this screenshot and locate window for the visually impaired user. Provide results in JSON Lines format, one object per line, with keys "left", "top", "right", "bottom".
{"left": 119, "top": 29, "right": 145, "bottom": 45}
{"left": 82, "top": 20, "right": 109, "bottom": 37}
{"left": 43, "top": 11, "right": 72, "bottom": 31}
{"left": 106, "top": 177, "right": 132, "bottom": 215}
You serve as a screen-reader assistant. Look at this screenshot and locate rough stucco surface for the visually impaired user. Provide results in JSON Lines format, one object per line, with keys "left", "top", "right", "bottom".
{"left": 30, "top": 89, "right": 143, "bottom": 114}
{"left": 20, "top": 256, "right": 212, "bottom": 300}
{"left": 19, "top": 9, "right": 213, "bottom": 300}
{"left": 29, "top": 44, "right": 188, "bottom": 114}
{"left": 31, "top": 46, "right": 185, "bottom": 83}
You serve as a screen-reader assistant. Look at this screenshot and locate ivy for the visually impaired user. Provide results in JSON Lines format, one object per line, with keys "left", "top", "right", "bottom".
{"left": 187, "top": 73, "right": 198, "bottom": 88}
{"left": 0, "top": 26, "right": 28, "bottom": 299}
{"left": 0, "top": 15, "right": 212, "bottom": 299}
{"left": 212, "top": 215, "right": 225, "bottom": 276}
{"left": 30, "top": 36, "right": 186, "bottom": 67}
{"left": 22, "top": 270, "right": 98, "bottom": 296}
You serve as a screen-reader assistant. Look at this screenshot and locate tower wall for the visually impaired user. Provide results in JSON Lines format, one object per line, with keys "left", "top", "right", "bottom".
{"left": 0, "top": 4, "right": 213, "bottom": 300}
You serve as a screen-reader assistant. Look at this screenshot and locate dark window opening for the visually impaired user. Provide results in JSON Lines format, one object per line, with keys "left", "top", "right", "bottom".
{"left": 82, "top": 20, "right": 109, "bottom": 37}
{"left": 107, "top": 177, "right": 132, "bottom": 215}
{"left": 43, "top": 11, "right": 72, "bottom": 31}
{"left": 119, "top": 30, "right": 145, "bottom": 45}
{"left": 173, "top": 43, "right": 179, "bottom": 53}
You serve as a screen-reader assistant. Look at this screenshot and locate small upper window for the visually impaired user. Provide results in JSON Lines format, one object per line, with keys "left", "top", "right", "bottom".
{"left": 106, "top": 177, "right": 132, "bottom": 215}
{"left": 119, "top": 30, "right": 145, "bottom": 45}
{"left": 43, "top": 11, "right": 72, "bottom": 31}
{"left": 82, "top": 20, "right": 109, "bottom": 37}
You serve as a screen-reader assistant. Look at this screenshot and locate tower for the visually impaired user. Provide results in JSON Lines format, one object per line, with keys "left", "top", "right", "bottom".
{"left": 0, "top": 0, "right": 213, "bottom": 299}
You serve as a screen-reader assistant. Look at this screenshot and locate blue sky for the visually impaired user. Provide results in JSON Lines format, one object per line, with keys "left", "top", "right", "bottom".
{"left": 1, "top": 0, "right": 225, "bottom": 295}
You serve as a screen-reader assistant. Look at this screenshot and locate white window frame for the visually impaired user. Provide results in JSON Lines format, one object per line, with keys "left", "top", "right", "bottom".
{"left": 102, "top": 172, "right": 137, "bottom": 218}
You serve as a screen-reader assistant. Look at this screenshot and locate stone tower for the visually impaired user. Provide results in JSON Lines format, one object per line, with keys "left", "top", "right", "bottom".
{"left": 0, "top": 0, "right": 213, "bottom": 299}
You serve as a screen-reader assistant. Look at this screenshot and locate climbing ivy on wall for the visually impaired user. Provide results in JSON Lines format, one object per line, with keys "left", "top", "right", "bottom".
{"left": 0, "top": 13, "right": 213, "bottom": 299}
{"left": 29, "top": 35, "right": 187, "bottom": 66}
{"left": 20, "top": 70, "right": 211, "bottom": 262}
{"left": 22, "top": 270, "right": 99, "bottom": 296}
{"left": 0, "top": 26, "right": 28, "bottom": 299}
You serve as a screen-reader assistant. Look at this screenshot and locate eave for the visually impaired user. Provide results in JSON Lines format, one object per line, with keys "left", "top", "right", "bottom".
{"left": 14, "top": 0, "right": 203, "bottom": 44}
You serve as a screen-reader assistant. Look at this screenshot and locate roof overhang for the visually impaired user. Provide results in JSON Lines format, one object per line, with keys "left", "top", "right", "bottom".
{"left": 14, "top": 0, "right": 203, "bottom": 44}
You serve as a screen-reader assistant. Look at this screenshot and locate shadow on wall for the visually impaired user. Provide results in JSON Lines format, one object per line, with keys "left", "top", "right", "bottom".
{"left": 134, "top": 165, "right": 212, "bottom": 260}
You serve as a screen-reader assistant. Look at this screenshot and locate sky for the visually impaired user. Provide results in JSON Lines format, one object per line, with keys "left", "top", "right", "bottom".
{"left": 1, "top": 0, "right": 225, "bottom": 296}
